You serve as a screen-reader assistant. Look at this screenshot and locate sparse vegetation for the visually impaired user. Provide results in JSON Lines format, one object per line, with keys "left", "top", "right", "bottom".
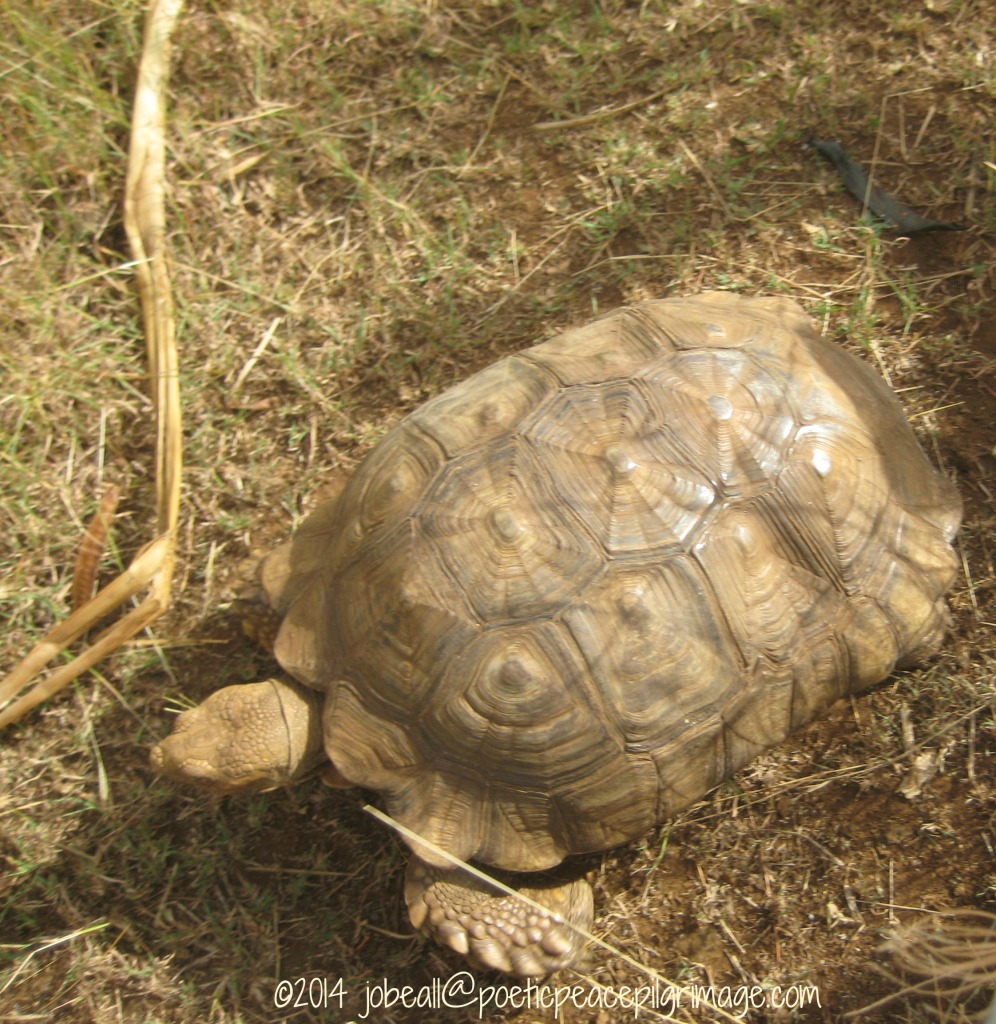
{"left": 1, "top": 1, "right": 993, "bottom": 1022}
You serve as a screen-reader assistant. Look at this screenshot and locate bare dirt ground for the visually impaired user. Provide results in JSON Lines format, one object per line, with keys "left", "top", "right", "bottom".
{"left": 1, "top": 1, "right": 993, "bottom": 1022}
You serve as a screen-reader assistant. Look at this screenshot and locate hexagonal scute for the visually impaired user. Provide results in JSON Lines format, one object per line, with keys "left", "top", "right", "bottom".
{"left": 525, "top": 381, "right": 715, "bottom": 556}
{"left": 410, "top": 355, "right": 555, "bottom": 458}
{"left": 627, "top": 293, "right": 768, "bottom": 350}
{"left": 421, "top": 438, "right": 604, "bottom": 623}
{"left": 325, "top": 677, "right": 428, "bottom": 795}
{"left": 330, "top": 523, "right": 479, "bottom": 713}
{"left": 521, "top": 304, "right": 671, "bottom": 386}
{"left": 561, "top": 558, "right": 741, "bottom": 752}
{"left": 778, "top": 424, "right": 958, "bottom": 649}
{"left": 328, "top": 420, "right": 446, "bottom": 573}
{"left": 641, "top": 348, "right": 799, "bottom": 496}
{"left": 788, "top": 341, "right": 962, "bottom": 536}
{"left": 692, "top": 500, "right": 851, "bottom": 672}
{"left": 400, "top": 621, "right": 660, "bottom": 869}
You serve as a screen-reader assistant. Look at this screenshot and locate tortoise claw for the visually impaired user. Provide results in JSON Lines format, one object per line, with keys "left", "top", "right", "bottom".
{"left": 405, "top": 859, "right": 593, "bottom": 977}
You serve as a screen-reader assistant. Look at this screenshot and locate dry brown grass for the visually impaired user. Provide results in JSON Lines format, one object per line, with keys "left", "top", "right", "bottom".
{"left": 1, "top": 1, "right": 994, "bottom": 1021}
{"left": 858, "top": 910, "right": 996, "bottom": 1019}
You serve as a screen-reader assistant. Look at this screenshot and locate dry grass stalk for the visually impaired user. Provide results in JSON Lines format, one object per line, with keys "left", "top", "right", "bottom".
{"left": 0, "top": 0, "right": 185, "bottom": 729}
{"left": 70, "top": 484, "right": 121, "bottom": 611}
{"left": 850, "top": 910, "right": 996, "bottom": 1019}
{"left": 889, "top": 911, "right": 996, "bottom": 1002}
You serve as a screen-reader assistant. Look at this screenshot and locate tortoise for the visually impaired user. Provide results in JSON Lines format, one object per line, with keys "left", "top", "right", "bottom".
{"left": 151, "top": 291, "right": 961, "bottom": 977}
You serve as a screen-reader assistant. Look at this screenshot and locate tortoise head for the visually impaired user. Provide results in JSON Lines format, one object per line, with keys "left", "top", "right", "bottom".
{"left": 150, "top": 678, "right": 327, "bottom": 794}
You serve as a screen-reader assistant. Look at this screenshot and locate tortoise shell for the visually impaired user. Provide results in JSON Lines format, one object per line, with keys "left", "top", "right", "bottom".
{"left": 262, "top": 292, "right": 960, "bottom": 874}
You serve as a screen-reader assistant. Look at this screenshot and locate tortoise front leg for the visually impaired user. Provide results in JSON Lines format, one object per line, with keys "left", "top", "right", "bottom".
{"left": 405, "top": 859, "right": 593, "bottom": 976}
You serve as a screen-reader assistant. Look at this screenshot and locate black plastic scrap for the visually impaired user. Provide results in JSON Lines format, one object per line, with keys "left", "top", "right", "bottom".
{"left": 810, "top": 138, "right": 966, "bottom": 234}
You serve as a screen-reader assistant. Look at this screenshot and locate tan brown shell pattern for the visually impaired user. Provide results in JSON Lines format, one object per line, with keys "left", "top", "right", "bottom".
{"left": 269, "top": 292, "right": 961, "bottom": 876}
